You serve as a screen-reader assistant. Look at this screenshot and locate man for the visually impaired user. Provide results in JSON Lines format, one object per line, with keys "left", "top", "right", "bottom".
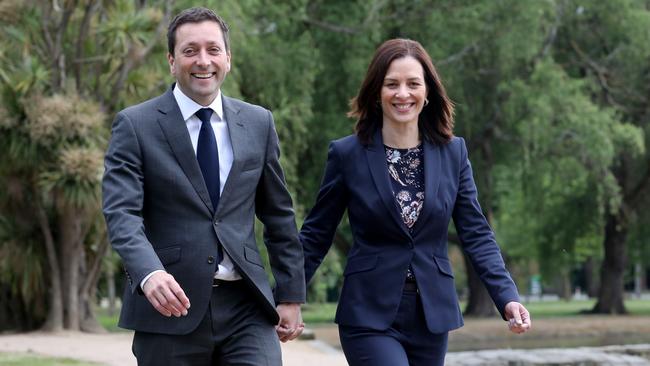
{"left": 102, "top": 7, "right": 305, "bottom": 365}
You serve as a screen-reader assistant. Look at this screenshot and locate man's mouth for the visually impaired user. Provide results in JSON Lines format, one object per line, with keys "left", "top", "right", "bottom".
{"left": 192, "top": 72, "right": 216, "bottom": 79}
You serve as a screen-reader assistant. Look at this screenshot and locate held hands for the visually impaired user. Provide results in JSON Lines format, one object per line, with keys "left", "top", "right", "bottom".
{"left": 142, "top": 271, "right": 191, "bottom": 317}
{"left": 504, "top": 301, "right": 532, "bottom": 334}
{"left": 275, "top": 303, "right": 304, "bottom": 342}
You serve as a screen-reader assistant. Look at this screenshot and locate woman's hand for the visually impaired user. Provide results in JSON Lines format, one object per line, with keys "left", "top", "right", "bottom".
{"left": 504, "top": 301, "right": 532, "bottom": 334}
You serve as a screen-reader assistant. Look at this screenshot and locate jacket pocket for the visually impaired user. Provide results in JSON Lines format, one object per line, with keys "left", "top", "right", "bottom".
{"left": 344, "top": 255, "right": 378, "bottom": 276}
{"left": 433, "top": 255, "right": 454, "bottom": 278}
{"left": 156, "top": 246, "right": 181, "bottom": 266}
{"left": 244, "top": 246, "right": 264, "bottom": 268}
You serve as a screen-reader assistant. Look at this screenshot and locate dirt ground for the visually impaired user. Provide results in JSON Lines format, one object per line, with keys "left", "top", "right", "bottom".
{"left": 1, "top": 315, "right": 649, "bottom": 366}
{"left": 0, "top": 330, "right": 347, "bottom": 366}
{"left": 310, "top": 314, "right": 650, "bottom": 352}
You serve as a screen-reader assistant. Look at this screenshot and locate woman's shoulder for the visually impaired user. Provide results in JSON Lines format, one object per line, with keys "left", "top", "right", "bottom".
{"left": 436, "top": 135, "right": 463, "bottom": 150}
{"left": 330, "top": 134, "right": 362, "bottom": 151}
{"left": 435, "top": 135, "right": 468, "bottom": 160}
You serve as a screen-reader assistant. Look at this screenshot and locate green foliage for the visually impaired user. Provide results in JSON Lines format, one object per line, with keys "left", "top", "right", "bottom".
{"left": 307, "top": 248, "right": 343, "bottom": 303}
{"left": 495, "top": 60, "right": 631, "bottom": 278}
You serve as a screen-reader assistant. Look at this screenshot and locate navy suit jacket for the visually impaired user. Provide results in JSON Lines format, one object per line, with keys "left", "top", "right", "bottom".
{"left": 300, "top": 130, "right": 519, "bottom": 333}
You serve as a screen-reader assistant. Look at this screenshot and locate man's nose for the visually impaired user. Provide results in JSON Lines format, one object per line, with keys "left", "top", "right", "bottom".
{"left": 196, "top": 49, "right": 210, "bottom": 66}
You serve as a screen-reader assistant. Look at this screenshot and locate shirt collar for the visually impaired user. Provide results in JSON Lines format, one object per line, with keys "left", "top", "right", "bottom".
{"left": 173, "top": 84, "right": 224, "bottom": 121}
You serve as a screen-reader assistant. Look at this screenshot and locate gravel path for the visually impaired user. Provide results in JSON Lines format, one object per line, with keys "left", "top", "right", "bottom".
{"left": 0, "top": 331, "right": 347, "bottom": 366}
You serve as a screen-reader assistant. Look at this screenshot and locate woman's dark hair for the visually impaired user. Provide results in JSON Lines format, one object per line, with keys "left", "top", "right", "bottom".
{"left": 167, "top": 7, "right": 230, "bottom": 54}
{"left": 349, "top": 38, "right": 454, "bottom": 145}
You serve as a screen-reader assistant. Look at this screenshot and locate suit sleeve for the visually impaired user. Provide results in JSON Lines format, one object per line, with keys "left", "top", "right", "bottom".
{"left": 299, "top": 141, "right": 348, "bottom": 284}
{"left": 451, "top": 137, "right": 520, "bottom": 319}
{"left": 255, "top": 110, "right": 306, "bottom": 304}
{"left": 102, "top": 112, "right": 163, "bottom": 293}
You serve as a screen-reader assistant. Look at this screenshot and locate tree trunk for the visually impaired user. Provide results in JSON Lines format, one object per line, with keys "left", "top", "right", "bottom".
{"left": 107, "top": 262, "right": 117, "bottom": 317}
{"left": 592, "top": 213, "right": 628, "bottom": 314}
{"left": 36, "top": 202, "right": 64, "bottom": 331}
{"left": 583, "top": 256, "right": 599, "bottom": 298}
{"left": 462, "top": 253, "right": 497, "bottom": 317}
{"left": 634, "top": 262, "right": 644, "bottom": 298}
{"left": 560, "top": 269, "right": 572, "bottom": 301}
{"left": 80, "top": 236, "right": 110, "bottom": 333}
{"left": 60, "top": 208, "right": 82, "bottom": 330}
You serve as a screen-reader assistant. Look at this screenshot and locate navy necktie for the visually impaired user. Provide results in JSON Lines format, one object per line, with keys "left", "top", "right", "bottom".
{"left": 196, "top": 108, "right": 220, "bottom": 210}
{"left": 195, "top": 108, "right": 223, "bottom": 264}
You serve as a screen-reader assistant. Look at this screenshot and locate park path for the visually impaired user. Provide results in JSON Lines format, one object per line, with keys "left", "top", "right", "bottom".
{"left": 0, "top": 330, "right": 348, "bottom": 366}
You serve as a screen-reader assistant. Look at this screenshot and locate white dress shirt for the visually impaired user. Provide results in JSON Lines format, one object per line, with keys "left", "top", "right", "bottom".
{"left": 141, "top": 86, "right": 242, "bottom": 290}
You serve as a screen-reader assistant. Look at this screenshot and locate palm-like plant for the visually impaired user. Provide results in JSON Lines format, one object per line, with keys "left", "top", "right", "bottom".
{"left": 0, "top": 0, "right": 172, "bottom": 331}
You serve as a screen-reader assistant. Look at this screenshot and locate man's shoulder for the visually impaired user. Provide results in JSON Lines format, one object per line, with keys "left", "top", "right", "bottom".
{"left": 118, "top": 92, "right": 170, "bottom": 119}
{"left": 223, "top": 96, "right": 270, "bottom": 119}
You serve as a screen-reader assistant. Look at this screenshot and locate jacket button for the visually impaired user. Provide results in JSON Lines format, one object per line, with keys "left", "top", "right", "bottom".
{"left": 207, "top": 256, "right": 215, "bottom": 264}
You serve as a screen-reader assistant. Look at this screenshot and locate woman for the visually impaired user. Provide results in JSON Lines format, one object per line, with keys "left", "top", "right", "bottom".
{"left": 300, "top": 38, "right": 531, "bottom": 366}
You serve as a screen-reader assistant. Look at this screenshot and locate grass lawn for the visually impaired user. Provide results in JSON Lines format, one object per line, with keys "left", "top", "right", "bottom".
{"left": 96, "top": 298, "right": 650, "bottom": 328}
{"left": 0, "top": 352, "right": 103, "bottom": 366}
{"left": 96, "top": 309, "right": 123, "bottom": 332}
{"left": 301, "top": 298, "right": 650, "bottom": 324}
{"left": 522, "top": 298, "right": 650, "bottom": 317}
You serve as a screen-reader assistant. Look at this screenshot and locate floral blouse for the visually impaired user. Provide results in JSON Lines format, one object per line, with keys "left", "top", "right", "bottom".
{"left": 385, "top": 144, "right": 425, "bottom": 230}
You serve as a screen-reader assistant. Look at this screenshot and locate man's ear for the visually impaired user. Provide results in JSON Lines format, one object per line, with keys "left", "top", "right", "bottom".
{"left": 167, "top": 52, "right": 175, "bottom": 74}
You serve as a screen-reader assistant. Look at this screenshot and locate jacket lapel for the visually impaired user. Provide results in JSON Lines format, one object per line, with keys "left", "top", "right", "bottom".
{"left": 156, "top": 88, "right": 214, "bottom": 214}
{"left": 218, "top": 96, "right": 245, "bottom": 209}
{"left": 365, "top": 129, "right": 412, "bottom": 238}
{"left": 412, "top": 139, "right": 441, "bottom": 233}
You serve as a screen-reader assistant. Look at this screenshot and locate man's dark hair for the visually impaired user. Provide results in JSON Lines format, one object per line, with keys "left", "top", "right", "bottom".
{"left": 167, "top": 7, "right": 230, "bottom": 54}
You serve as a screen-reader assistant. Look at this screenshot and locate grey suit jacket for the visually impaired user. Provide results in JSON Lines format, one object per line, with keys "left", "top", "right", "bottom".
{"left": 102, "top": 86, "right": 305, "bottom": 334}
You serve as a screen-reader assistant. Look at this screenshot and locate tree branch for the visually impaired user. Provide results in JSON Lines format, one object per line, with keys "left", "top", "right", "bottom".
{"left": 106, "top": 0, "right": 172, "bottom": 112}
{"left": 35, "top": 197, "right": 61, "bottom": 282}
{"left": 532, "top": 0, "right": 564, "bottom": 65}
{"left": 301, "top": 17, "right": 359, "bottom": 34}
{"left": 75, "top": 0, "right": 100, "bottom": 92}
{"left": 570, "top": 40, "right": 625, "bottom": 110}
{"left": 303, "top": 0, "right": 389, "bottom": 35}
{"left": 436, "top": 43, "right": 479, "bottom": 66}
{"left": 52, "top": 0, "right": 78, "bottom": 91}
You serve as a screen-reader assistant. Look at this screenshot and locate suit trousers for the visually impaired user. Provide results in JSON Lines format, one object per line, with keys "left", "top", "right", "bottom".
{"left": 339, "top": 287, "right": 448, "bottom": 366}
{"left": 132, "top": 280, "right": 281, "bottom": 366}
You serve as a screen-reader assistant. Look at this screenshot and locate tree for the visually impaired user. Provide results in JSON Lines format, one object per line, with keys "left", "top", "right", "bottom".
{"left": 550, "top": 0, "right": 650, "bottom": 313}
{"left": 0, "top": 0, "right": 172, "bottom": 331}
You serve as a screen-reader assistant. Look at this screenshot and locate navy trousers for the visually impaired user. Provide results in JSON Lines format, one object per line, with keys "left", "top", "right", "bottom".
{"left": 339, "top": 287, "right": 448, "bottom": 366}
{"left": 132, "top": 280, "right": 281, "bottom": 366}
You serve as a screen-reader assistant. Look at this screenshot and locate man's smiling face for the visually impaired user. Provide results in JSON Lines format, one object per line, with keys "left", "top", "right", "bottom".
{"left": 168, "top": 20, "right": 231, "bottom": 106}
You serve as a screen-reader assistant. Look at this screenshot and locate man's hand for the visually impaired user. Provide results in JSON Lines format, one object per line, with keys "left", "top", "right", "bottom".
{"left": 142, "top": 271, "right": 191, "bottom": 317}
{"left": 275, "top": 303, "right": 304, "bottom": 342}
{"left": 504, "top": 301, "right": 531, "bottom": 334}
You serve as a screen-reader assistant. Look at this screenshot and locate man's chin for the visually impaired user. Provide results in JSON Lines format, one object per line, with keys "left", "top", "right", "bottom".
{"left": 189, "top": 88, "right": 219, "bottom": 103}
